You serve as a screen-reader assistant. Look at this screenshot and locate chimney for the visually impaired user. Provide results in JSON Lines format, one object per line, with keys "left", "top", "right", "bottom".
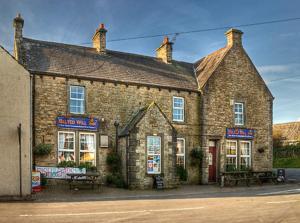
{"left": 225, "top": 28, "right": 243, "bottom": 47}
{"left": 13, "top": 13, "right": 24, "bottom": 61}
{"left": 156, "top": 36, "right": 173, "bottom": 64}
{"left": 92, "top": 23, "right": 107, "bottom": 54}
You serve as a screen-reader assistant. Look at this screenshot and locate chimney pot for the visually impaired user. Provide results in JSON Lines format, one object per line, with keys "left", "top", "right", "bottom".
{"left": 13, "top": 13, "right": 24, "bottom": 62}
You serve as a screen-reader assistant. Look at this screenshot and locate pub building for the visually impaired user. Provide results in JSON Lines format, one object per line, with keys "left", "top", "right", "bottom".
{"left": 13, "top": 14, "right": 273, "bottom": 189}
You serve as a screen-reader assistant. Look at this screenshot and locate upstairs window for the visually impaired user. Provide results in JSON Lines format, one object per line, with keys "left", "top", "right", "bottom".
{"left": 173, "top": 97, "right": 184, "bottom": 122}
{"left": 234, "top": 102, "right": 244, "bottom": 125}
{"left": 70, "top": 86, "right": 85, "bottom": 114}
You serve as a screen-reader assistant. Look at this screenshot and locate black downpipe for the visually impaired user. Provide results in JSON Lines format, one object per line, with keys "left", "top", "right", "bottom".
{"left": 17, "top": 123, "right": 22, "bottom": 197}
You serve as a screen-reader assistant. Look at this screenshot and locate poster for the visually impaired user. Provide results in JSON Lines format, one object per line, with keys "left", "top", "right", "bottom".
{"left": 32, "top": 171, "right": 41, "bottom": 192}
{"left": 35, "top": 166, "right": 86, "bottom": 179}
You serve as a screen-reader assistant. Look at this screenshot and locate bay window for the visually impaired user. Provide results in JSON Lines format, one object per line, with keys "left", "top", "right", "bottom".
{"left": 147, "top": 136, "right": 161, "bottom": 174}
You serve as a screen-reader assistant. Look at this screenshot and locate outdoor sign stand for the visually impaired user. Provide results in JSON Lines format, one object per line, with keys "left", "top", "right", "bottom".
{"left": 154, "top": 175, "right": 164, "bottom": 189}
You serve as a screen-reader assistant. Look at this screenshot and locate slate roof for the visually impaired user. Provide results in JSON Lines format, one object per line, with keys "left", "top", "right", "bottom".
{"left": 22, "top": 37, "right": 199, "bottom": 91}
{"left": 194, "top": 47, "right": 229, "bottom": 89}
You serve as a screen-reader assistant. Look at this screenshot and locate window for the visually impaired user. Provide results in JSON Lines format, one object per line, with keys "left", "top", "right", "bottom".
{"left": 176, "top": 138, "right": 185, "bottom": 168}
{"left": 226, "top": 140, "right": 237, "bottom": 171}
{"left": 79, "top": 133, "right": 96, "bottom": 165}
{"left": 147, "top": 136, "right": 161, "bottom": 174}
{"left": 240, "top": 141, "right": 251, "bottom": 170}
{"left": 70, "top": 86, "right": 85, "bottom": 114}
{"left": 234, "top": 102, "right": 244, "bottom": 125}
{"left": 58, "top": 132, "right": 75, "bottom": 163}
{"left": 173, "top": 97, "right": 184, "bottom": 122}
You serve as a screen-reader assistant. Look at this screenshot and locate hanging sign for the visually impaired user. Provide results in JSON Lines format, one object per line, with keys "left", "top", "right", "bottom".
{"left": 56, "top": 116, "right": 99, "bottom": 131}
{"left": 226, "top": 128, "right": 255, "bottom": 139}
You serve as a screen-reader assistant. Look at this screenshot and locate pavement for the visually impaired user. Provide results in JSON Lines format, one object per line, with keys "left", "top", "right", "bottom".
{"left": 1, "top": 183, "right": 300, "bottom": 223}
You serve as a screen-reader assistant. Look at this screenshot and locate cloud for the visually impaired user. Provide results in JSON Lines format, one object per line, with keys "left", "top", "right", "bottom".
{"left": 257, "top": 65, "right": 291, "bottom": 74}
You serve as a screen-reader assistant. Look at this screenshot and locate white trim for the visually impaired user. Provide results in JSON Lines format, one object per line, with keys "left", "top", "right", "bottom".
{"left": 173, "top": 96, "right": 185, "bottom": 122}
{"left": 239, "top": 140, "right": 251, "bottom": 168}
{"left": 57, "top": 131, "right": 76, "bottom": 163}
{"left": 147, "top": 136, "right": 161, "bottom": 174}
{"left": 69, "top": 85, "right": 85, "bottom": 114}
{"left": 225, "top": 140, "right": 238, "bottom": 168}
{"left": 176, "top": 138, "right": 185, "bottom": 168}
{"left": 79, "top": 132, "right": 97, "bottom": 165}
{"left": 234, "top": 102, "right": 244, "bottom": 126}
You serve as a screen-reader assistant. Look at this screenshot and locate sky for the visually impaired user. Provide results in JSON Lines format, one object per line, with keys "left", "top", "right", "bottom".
{"left": 0, "top": 0, "right": 299, "bottom": 124}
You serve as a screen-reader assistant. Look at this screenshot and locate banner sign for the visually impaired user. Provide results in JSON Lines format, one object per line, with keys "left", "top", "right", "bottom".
{"left": 56, "top": 116, "right": 99, "bottom": 131}
{"left": 35, "top": 166, "right": 86, "bottom": 179}
{"left": 226, "top": 128, "right": 255, "bottom": 139}
{"left": 32, "top": 171, "right": 41, "bottom": 192}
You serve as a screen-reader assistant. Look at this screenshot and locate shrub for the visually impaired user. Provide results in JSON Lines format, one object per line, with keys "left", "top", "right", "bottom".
{"left": 106, "top": 174, "right": 125, "bottom": 188}
{"left": 106, "top": 152, "right": 121, "bottom": 174}
{"left": 57, "top": 161, "right": 77, "bottom": 167}
{"left": 78, "top": 162, "right": 97, "bottom": 172}
{"left": 33, "top": 144, "right": 52, "bottom": 156}
{"left": 190, "top": 147, "right": 203, "bottom": 167}
{"left": 176, "top": 165, "right": 188, "bottom": 181}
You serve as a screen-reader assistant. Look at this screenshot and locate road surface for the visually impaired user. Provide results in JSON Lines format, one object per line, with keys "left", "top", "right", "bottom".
{"left": 1, "top": 189, "right": 300, "bottom": 223}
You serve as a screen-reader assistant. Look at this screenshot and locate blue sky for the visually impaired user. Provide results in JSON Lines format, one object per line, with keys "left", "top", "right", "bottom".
{"left": 0, "top": 0, "right": 299, "bottom": 124}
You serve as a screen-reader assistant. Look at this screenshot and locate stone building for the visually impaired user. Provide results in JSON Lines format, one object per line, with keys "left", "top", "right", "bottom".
{"left": 0, "top": 44, "right": 31, "bottom": 197}
{"left": 13, "top": 14, "right": 273, "bottom": 188}
{"left": 273, "top": 122, "right": 300, "bottom": 145}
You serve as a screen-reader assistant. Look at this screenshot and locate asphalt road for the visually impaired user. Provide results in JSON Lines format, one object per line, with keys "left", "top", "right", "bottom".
{"left": 1, "top": 188, "right": 300, "bottom": 223}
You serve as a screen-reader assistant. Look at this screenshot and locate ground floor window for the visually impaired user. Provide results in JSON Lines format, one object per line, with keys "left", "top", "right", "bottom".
{"left": 58, "top": 131, "right": 75, "bottom": 163}
{"left": 79, "top": 133, "right": 96, "bottom": 165}
{"left": 147, "top": 136, "right": 161, "bottom": 174}
{"left": 225, "top": 140, "right": 251, "bottom": 171}
{"left": 57, "top": 131, "right": 96, "bottom": 165}
{"left": 176, "top": 138, "right": 185, "bottom": 168}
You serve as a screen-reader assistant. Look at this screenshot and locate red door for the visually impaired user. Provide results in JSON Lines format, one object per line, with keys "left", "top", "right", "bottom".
{"left": 208, "top": 147, "right": 217, "bottom": 182}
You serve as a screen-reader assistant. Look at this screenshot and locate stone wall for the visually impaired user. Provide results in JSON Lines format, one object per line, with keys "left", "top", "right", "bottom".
{"left": 34, "top": 75, "right": 201, "bottom": 182}
{"left": 199, "top": 44, "right": 273, "bottom": 183}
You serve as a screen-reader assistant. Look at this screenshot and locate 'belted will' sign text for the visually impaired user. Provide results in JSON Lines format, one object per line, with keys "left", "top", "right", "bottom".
{"left": 226, "top": 128, "right": 255, "bottom": 139}
{"left": 56, "top": 116, "right": 99, "bottom": 131}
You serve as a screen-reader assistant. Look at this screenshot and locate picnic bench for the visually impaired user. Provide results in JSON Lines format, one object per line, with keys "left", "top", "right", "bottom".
{"left": 220, "top": 170, "right": 277, "bottom": 187}
{"left": 67, "top": 172, "right": 101, "bottom": 190}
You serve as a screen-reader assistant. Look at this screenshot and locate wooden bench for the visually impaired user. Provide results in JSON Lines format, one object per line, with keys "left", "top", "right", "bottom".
{"left": 252, "top": 171, "right": 277, "bottom": 185}
{"left": 67, "top": 172, "right": 101, "bottom": 190}
{"left": 221, "top": 171, "right": 254, "bottom": 187}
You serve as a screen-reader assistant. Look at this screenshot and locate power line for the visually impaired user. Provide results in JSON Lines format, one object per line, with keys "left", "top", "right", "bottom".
{"left": 79, "top": 16, "right": 300, "bottom": 44}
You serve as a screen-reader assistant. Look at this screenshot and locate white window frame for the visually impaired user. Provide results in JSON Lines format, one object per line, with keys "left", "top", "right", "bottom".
{"left": 234, "top": 102, "right": 244, "bottom": 126}
{"left": 173, "top": 96, "right": 185, "bottom": 122}
{"left": 69, "top": 85, "right": 85, "bottom": 114}
{"left": 57, "top": 131, "right": 75, "bottom": 163}
{"left": 176, "top": 138, "right": 185, "bottom": 168}
{"left": 79, "top": 132, "right": 96, "bottom": 165}
{"left": 225, "top": 140, "right": 238, "bottom": 169}
{"left": 147, "top": 136, "right": 161, "bottom": 174}
{"left": 239, "top": 141, "right": 251, "bottom": 168}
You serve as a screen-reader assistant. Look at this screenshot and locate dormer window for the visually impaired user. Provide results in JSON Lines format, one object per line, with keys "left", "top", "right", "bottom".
{"left": 69, "top": 85, "right": 85, "bottom": 114}
{"left": 234, "top": 102, "right": 244, "bottom": 125}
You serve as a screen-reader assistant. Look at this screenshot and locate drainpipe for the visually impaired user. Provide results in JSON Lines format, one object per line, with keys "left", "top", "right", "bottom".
{"left": 17, "top": 123, "right": 22, "bottom": 197}
{"left": 114, "top": 121, "right": 119, "bottom": 153}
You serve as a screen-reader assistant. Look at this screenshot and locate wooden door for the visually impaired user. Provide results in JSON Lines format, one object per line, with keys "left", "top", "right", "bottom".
{"left": 208, "top": 146, "right": 217, "bottom": 182}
